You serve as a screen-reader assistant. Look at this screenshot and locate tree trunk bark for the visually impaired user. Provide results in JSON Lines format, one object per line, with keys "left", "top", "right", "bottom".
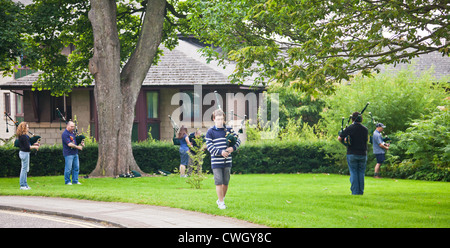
{"left": 88, "top": 0, "right": 166, "bottom": 177}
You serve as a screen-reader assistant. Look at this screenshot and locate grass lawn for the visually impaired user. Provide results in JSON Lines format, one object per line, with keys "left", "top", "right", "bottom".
{"left": 0, "top": 173, "right": 448, "bottom": 228}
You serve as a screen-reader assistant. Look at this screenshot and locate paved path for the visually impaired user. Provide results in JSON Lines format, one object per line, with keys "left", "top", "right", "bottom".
{"left": 0, "top": 196, "right": 266, "bottom": 228}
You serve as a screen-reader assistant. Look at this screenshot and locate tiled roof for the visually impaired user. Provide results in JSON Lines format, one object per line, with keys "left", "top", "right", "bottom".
{"left": 0, "top": 40, "right": 257, "bottom": 89}
{"left": 143, "top": 40, "right": 255, "bottom": 86}
{"left": 378, "top": 51, "right": 450, "bottom": 80}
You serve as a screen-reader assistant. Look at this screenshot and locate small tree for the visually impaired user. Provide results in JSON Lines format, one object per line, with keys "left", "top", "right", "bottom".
{"left": 185, "top": 135, "right": 207, "bottom": 189}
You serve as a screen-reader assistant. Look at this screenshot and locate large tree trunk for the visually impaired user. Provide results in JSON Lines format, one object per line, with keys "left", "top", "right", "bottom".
{"left": 88, "top": 0, "right": 166, "bottom": 177}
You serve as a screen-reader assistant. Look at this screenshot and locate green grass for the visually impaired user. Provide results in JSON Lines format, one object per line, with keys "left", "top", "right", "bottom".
{"left": 0, "top": 173, "right": 448, "bottom": 228}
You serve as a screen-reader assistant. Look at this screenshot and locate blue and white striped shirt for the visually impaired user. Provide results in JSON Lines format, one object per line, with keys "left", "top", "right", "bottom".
{"left": 206, "top": 126, "right": 241, "bottom": 169}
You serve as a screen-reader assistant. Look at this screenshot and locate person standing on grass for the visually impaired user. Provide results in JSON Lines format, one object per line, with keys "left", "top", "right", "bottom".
{"left": 338, "top": 112, "right": 368, "bottom": 195}
{"left": 373, "top": 123, "right": 389, "bottom": 178}
{"left": 178, "top": 125, "right": 191, "bottom": 178}
{"left": 17, "top": 122, "right": 40, "bottom": 190}
{"left": 62, "top": 121, "right": 83, "bottom": 185}
{"left": 206, "top": 109, "right": 241, "bottom": 209}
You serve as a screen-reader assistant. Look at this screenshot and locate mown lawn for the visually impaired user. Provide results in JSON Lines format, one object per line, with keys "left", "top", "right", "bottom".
{"left": 0, "top": 173, "right": 448, "bottom": 228}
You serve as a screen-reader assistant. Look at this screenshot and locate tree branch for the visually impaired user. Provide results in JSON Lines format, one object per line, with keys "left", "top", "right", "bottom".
{"left": 165, "top": 1, "right": 187, "bottom": 19}
{"left": 120, "top": 0, "right": 166, "bottom": 91}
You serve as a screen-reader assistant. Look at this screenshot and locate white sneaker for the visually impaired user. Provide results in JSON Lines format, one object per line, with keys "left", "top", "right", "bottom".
{"left": 74, "top": 182, "right": 82, "bottom": 185}
{"left": 216, "top": 200, "right": 226, "bottom": 209}
{"left": 20, "top": 186, "right": 30, "bottom": 190}
{"left": 66, "top": 183, "right": 72, "bottom": 185}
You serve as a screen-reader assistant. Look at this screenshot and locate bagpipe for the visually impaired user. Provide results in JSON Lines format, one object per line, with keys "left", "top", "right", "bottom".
{"left": 213, "top": 91, "right": 244, "bottom": 147}
{"left": 338, "top": 102, "right": 370, "bottom": 146}
{"left": 168, "top": 114, "right": 181, "bottom": 145}
{"left": 56, "top": 108, "right": 85, "bottom": 145}
{"left": 368, "top": 112, "right": 391, "bottom": 144}
{"left": 4, "top": 112, "right": 41, "bottom": 147}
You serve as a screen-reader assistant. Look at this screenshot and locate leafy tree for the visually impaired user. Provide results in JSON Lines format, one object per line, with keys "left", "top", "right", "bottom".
{"left": 187, "top": 0, "right": 449, "bottom": 96}
{"left": 267, "top": 82, "right": 324, "bottom": 128}
{"left": 5, "top": 0, "right": 449, "bottom": 177}
{"left": 18, "top": 0, "right": 187, "bottom": 176}
{"left": 0, "top": 0, "right": 26, "bottom": 75}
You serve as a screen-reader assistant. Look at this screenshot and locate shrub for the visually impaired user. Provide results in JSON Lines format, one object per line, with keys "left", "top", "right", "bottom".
{"left": 232, "top": 140, "right": 338, "bottom": 174}
{"left": 385, "top": 107, "right": 449, "bottom": 181}
{"left": 320, "top": 66, "right": 448, "bottom": 137}
{"left": 0, "top": 140, "right": 337, "bottom": 177}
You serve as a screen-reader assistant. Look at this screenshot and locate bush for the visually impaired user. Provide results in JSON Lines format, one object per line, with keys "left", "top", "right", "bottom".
{"left": 320, "top": 66, "right": 448, "bottom": 137}
{"left": 0, "top": 140, "right": 338, "bottom": 177}
{"left": 1, "top": 134, "right": 447, "bottom": 181}
{"left": 0, "top": 144, "right": 98, "bottom": 177}
{"left": 232, "top": 140, "right": 338, "bottom": 174}
{"left": 385, "top": 107, "right": 449, "bottom": 181}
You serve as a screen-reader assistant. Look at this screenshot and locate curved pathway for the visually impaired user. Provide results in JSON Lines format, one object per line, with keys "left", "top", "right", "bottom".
{"left": 0, "top": 196, "right": 266, "bottom": 228}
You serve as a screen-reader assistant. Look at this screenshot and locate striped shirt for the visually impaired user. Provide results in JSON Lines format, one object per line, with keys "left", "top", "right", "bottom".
{"left": 206, "top": 126, "right": 241, "bottom": 169}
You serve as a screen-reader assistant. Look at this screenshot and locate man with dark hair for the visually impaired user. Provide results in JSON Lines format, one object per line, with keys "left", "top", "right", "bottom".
{"left": 338, "top": 112, "right": 368, "bottom": 195}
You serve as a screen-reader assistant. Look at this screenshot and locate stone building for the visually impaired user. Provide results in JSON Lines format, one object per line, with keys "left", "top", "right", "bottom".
{"left": 0, "top": 39, "right": 265, "bottom": 144}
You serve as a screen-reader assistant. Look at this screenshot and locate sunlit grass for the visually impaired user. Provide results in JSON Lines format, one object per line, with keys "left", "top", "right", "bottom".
{"left": 0, "top": 173, "right": 448, "bottom": 227}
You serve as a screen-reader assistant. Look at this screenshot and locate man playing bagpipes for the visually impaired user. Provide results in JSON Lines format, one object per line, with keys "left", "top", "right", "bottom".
{"left": 338, "top": 106, "right": 369, "bottom": 195}
{"left": 205, "top": 109, "right": 241, "bottom": 209}
{"left": 62, "top": 121, "right": 84, "bottom": 185}
{"left": 372, "top": 123, "right": 389, "bottom": 178}
{"left": 56, "top": 108, "right": 85, "bottom": 145}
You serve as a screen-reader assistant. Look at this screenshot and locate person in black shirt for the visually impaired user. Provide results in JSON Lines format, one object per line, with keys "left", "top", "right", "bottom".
{"left": 16, "top": 122, "right": 40, "bottom": 190}
{"left": 338, "top": 112, "right": 368, "bottom": 195}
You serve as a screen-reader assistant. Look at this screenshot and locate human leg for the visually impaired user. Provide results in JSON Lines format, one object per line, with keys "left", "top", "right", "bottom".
{"left": 64, "top": 155, "right": 75, "bottom": 184}
{"left": 347, "top": 154, "right": 366, "bottom": 195}
{"left": 213, "top": 167, "right": 230, "bottom": 209}
{"left": 19, "top": 151, "right": 30, "bottom": 188}
{"left": 347, "top": 155, "right": 358, "bottom": 195}
{"left": 355, "top": 155, "right": 367, "bottom": 195}
{"left": 374, "top": 154, "right": 385, "bottom": 178}
{"left": 179, "top": 150, "right": 189, "bottom": 177}
{"left": 72, "top": 154, "right": 80, "bottom": 184}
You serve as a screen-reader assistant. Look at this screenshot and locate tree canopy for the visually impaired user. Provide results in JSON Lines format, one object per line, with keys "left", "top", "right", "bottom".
{"left": 2, "top": 0, "right": 448, "bottom": 96}
{"left": 0, "top": 0, "right": 26, "bottom": 75}
{"left": 6, "top": 0, "right": 185, "bottom": 96}
{"left": 186, "top": 0, "right": 449, "bottom": 96}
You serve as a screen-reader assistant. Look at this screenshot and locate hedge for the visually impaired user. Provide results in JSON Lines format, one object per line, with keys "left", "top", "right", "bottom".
{"left": 1, "top": 140, "right": 447, "bottom": 181}
{"left": 0, "top": 140, "right": 337, "bottom": 177}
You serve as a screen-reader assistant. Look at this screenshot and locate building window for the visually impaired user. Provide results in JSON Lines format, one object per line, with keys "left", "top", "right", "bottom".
{"left": 145, "top": 91, "right": 160, "bottom": 140}
{"left": 15, "top": 91, "right": 24, "bottom": 123}
{"left": 146, "top": 91, "right": 158, "bottom": 119}
{"left": 14, "top": 68, "right": 37, "bottom": 79}
{"left": 53, "top": 94, "right": 72, "bottom": 121}
{"left": 180, "top": 90, "right": 201, "bottom": 122}
{"left": 4, "top": 93, "right": 11, "bottom": 115}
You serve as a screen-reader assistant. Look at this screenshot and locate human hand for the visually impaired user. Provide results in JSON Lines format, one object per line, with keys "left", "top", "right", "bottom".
{"left": 221, "top": 150, "right": 229, "bottom": 158}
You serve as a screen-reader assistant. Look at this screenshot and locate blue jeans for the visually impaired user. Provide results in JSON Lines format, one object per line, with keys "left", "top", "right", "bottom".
{"left": 19, "top": 151, "right": 30, "bottom": 187}
{"left": 64, "top": 154, "right": 80, "bottom": 184}
{"left": 347, "top": 154, "right": 367, "bottom": 195}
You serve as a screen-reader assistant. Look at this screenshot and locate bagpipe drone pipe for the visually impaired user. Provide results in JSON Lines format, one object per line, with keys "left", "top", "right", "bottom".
{"left": 168, "top": 115, "right": 181, "bottom": 145}
{"left": 4, "top": 112, "right": 42, "bottom": 148}
{"left": 56, "top": 108, "right": 85, "bottom": 145}
{"left": 338, "top": 102, "right": 370, "bottom": 146}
